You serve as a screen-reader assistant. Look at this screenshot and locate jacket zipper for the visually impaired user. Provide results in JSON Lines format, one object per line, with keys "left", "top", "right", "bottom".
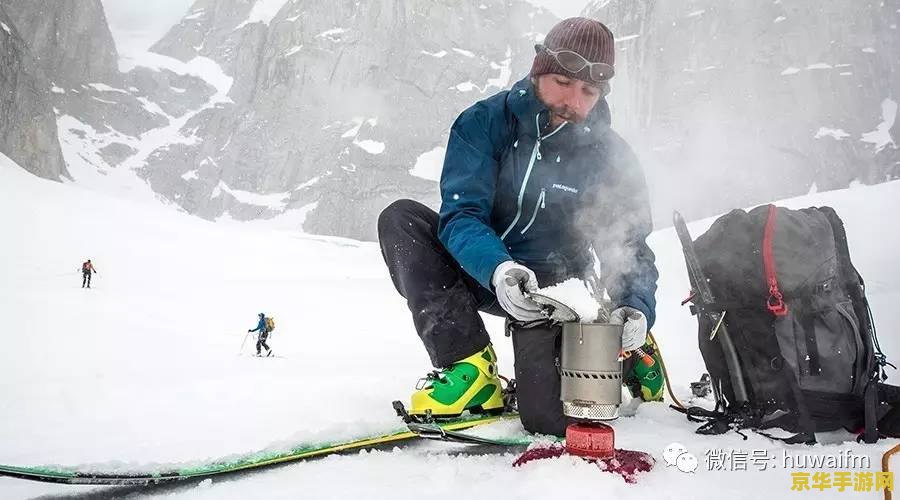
{"left": 500, "top": 113, "right": 566, "bottom": 241}
{"left": 520, "top": 188, "right": 545, "bottom": 234}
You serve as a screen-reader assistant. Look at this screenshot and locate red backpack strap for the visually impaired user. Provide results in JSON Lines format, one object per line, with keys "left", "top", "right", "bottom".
{"left": 763, "top": 205, "right": 788, "bottom": 317}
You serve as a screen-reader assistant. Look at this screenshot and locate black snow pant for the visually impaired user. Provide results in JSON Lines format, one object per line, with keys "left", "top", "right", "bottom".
{"left": 256, "top": 331, "right": 270, "bottom": 355}
{"left": 377, "top": 199, "right": 571, "bottom": 436}
{"left": 82, "top": 271, "right": 92, "bottom": 288}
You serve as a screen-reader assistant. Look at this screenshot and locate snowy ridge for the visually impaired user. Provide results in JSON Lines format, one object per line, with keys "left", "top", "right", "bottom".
{"left": 453, "top": 46, "right": 513, "bottom": 93}
{"left": 861, "top": 99, "right": 898, "bottom": 150}
{"left": 116, "top": 55, "right": 233, "bottom": 173}
{"left": 118, "top": 52, "right": 233, "bottom": 98}
{"left": 55, "top": 114, "right": 160, "bottom": 203}
{"left": 235, "top": 0, "right": 293, "bottom": 29}
{"left": 212, "top": 180, "right": 290, "bottom": 210}
{"left": 52, "top": 47, "right": 239, "bottom": 214}
{"left": 410, "top": 147, "right": 446, "bottom": 182}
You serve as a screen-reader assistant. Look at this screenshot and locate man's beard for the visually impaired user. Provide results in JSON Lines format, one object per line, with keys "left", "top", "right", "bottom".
{"left": 533, "top": 78, "right": 587, "bottom": 124}
{"left": 548, "top": 105, "right": 581, "bottom": 123}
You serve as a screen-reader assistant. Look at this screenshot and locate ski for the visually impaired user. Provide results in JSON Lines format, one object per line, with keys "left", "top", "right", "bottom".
{"left": 405, "top": 421, "right": 530, "bottom": 446}
{"left": 0, "top": 413, "right": 514, "bottom": 486}
{"left": 392, "top": 401, "right": 531, "bottom": 447}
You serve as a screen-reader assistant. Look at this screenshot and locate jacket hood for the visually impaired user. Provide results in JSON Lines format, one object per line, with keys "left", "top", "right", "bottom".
{"left": 506, "top": 76, "right": 611, "bottom": 145}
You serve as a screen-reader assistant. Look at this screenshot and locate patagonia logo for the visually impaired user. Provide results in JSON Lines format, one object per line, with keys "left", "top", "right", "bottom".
{"left": 551, "top": 183, "right": 579, "bottom": 194}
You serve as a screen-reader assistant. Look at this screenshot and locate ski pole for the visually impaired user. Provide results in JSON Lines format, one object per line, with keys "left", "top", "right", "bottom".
{"left": 239, "top": 331, "right": 252, "bottom": 354}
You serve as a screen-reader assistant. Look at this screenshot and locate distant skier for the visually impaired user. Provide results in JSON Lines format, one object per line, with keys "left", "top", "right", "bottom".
{"left": 248, "top": 313, "right": 274, "bottom": 357}
{"left": 81, "top": 259, "right": 97, "bottom": 288}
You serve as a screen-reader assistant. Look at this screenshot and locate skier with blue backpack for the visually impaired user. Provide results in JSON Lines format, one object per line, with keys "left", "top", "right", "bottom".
{"left": 248, "top": 313, "right": 274, "bottom": 357}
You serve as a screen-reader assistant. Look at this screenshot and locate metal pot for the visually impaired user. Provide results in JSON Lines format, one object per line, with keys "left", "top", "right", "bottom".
{"left": 560, "top": 322, "right": 623, "bottom": 421}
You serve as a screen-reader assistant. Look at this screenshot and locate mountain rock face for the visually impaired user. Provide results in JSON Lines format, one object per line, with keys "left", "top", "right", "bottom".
{"left": 5, "top": 0, "right": 176, "bottom": 140}
{"left": 4, "top": 0, "right": 897, "bottom": 239}
{"left": 4, "top": 0, "right": 121, "bottom": 88}
{"left": 0, "top": 5, "right": 68, "bottom": 180}
{"left": 2, "top": 0, "right": 219, "bottom": 194}
{"left": 145, "top": 0, "right": 558, "bottom": 239}
{"left": 586, "top": 0, "right": 900, "bottom": 222}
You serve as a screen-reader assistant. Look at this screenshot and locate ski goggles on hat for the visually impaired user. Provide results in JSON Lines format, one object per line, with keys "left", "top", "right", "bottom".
{"left": 535, "top": 43, "right": 614, "bottom": 82}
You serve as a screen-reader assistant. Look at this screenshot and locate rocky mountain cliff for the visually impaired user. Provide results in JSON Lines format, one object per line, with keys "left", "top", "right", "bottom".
{"left": 0, "top": 4, "right": 68, "bottom": 181}
{"left": 586, "top": 0, "right": 900, "bottom": 222}
{"left": 4, "top": 0, "right": 120, "bottom": 87}
{"left": 143, "top": 0, "right": 558, "bottom": 238}
{"left": 2, "top": 0, "right": 897, "bottom": 239}
{"left": 3, "top": 0, "right": 232, "bottom": 197}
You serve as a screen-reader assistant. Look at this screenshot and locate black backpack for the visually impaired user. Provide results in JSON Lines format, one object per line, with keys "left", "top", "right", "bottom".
{"left": 674, "top": 205, "right": 898, "bottom": 443}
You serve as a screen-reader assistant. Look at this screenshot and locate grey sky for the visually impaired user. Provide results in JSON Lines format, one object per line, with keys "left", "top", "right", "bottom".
{"left": 101, "top": 0, "right": 591, "bottom": 54}
{"left": 101, "top": 0, "right": 194, "bottom": 53}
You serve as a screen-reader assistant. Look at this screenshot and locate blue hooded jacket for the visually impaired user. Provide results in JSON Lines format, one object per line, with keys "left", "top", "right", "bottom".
{"left": 437, "top": 76, "right": 658, "bottom": 327}
{"left": 250, "top": 314, "right": 267, "bottom": 333}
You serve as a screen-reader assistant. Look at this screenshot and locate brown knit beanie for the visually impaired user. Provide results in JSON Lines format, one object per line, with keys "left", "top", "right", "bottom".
{"left": 530, "top": 17, "right": 615, "bottom": 84}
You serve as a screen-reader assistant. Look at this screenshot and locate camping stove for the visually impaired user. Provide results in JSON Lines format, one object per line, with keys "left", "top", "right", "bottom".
{"left": 560, "top": 322, "right": 623, "bottom": 459}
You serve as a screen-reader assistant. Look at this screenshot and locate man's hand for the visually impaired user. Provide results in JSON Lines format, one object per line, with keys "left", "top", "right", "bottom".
{"left": 610, "top": 306, "right": 648, "bottom": 351}
{"left": 491, "top": 261, "right": 544, "bottom": 321}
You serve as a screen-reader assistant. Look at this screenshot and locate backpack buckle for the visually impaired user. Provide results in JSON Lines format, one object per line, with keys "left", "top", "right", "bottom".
{"left": 767, "top": 292, "right": 789, "bottom": 316}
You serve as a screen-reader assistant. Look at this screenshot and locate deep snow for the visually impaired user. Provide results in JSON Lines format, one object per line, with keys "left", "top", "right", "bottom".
{"left": 1, "top": 152, "right": 898, "bottom": 499}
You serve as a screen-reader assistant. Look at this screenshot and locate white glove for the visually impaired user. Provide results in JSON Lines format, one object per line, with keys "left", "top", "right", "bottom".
{"left": 610, "top": 306, "right": 648, "bottom": 352}
{"left": 491, "top": 261, "right": 544, "bottom": 321}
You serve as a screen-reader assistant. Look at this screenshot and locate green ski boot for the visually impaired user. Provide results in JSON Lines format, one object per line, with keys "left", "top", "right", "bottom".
{"left": 410, "top": 344, "right": 505, "bottom": 418}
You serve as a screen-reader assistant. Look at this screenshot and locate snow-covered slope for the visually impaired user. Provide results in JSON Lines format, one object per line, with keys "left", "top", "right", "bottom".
{"left": 1, "top": 156, "right": 898, "bottom": 499}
